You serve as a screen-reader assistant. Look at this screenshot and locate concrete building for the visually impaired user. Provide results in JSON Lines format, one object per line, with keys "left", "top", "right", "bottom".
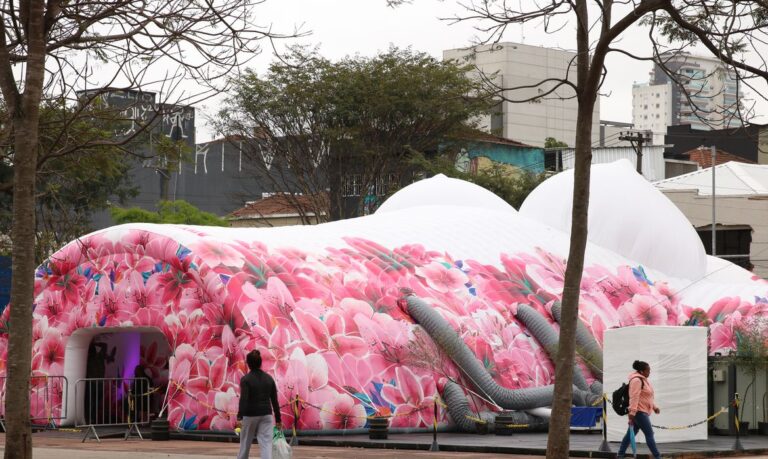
{"left": 549, "top": 145, "right": 667, "bottom": 181}
{"left": 655, "top": 162, "right": 768, "bottom": 278}
{"left": 228, "top": 193, "right": 327, "bottom": 227}
{"left": 664, "top": 123, "right": 768, "bottom": 164}
{"left": 444, "top": 43, "right": 600, "bottom": 148}
{"left": 632, "top": 82, "right": 673, "bottom": 145}
{"left": 633, "top": 52, "right": 744, "bottom": 144}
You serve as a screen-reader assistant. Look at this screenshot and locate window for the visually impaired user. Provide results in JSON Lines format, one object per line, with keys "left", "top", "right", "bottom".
{"left": 656, "top": 104, "right": 660, "bottom": 108}
{"left": 342, "top": 173, "right": 399, "bottom": 197}
{"left": 342, "top": 174, "right": 362, "bottom": 197}
{"left": 696, "top": 226, "right": 753, "bottom": 270}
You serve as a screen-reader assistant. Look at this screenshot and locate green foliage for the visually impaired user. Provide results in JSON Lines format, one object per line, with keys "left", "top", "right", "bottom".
{"left": 545, "top": 137, "right": 569, "bottom": 149}
{"left": 217, "top": 46, "right": 492, "bottom": 220}
{"left": 735, "top": 317, "right": 768, "bottom": 373}
{"left": 409, "top": 151, "right": 547, "bottom": 210}
{"left": 0, "top": 98, "right": 138, "bottom": 262}
{"left": 111, "top": 200, "right": 229, "bottom": 226}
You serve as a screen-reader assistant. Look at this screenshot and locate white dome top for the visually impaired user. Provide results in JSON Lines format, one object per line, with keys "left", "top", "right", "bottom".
{"left": 376, "top": 174, "right": 515, "bottom": 214}
{"left": 520, "top": 159, "right": 707, "bottom": 280}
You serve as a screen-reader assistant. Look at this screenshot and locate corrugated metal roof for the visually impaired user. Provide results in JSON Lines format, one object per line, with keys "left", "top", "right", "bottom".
{"left": 559, "top": 145, "right": 666, "bottom": 181}
{"left": 654, "top": 161, "right": 768, "bottom": 196}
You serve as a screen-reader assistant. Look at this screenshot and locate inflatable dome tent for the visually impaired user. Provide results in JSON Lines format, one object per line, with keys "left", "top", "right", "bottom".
{"left": 6, "top": 160, "right": 768, "bottom": 432}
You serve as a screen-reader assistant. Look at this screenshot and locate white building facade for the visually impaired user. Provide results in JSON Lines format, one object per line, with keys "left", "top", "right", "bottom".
{"left": 444, "top": 43, "right": 600, "bottom": 148}
{"left": 632, "top": 52, "right": 743, "bottom": 144}
{"left": 632, "top": 82, "right": 673, "bottom": 145}
{"left": 655, "top": 162, "right": 768, "bottom": 279}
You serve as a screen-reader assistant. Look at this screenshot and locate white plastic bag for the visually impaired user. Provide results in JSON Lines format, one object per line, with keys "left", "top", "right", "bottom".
{"left": 272, "top": 427, "right": 292, "bottom": 459}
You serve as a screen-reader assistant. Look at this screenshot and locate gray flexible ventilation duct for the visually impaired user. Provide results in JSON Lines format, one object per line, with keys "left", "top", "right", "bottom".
{"left": 515, "top": 304, "right": 589, "bottom": 391}
{"left": 441, "top": 381, "right": 548, "bottom": 433}
{"left": 404, "top": 296, "right": 601, "bottom": 410}
{"left": 441, "top": 380, "right": 496, "bottom": 432}
{"left": 550, "top": 302, "right": 603, "bottom": 378}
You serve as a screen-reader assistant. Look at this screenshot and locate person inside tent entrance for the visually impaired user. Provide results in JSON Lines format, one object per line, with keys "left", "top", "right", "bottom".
{"left": 84, "top": 340, "right": 116, "bottom": 424}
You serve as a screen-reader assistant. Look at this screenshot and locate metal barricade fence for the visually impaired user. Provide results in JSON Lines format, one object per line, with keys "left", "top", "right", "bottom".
{"left": 75, "top": 377, "right": 151, "bottom": 442}
{"left": 0, "top": 375, "right": 69, "bottom": 430}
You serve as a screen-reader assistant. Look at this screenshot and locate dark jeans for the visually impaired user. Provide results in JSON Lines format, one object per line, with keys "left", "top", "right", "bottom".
{"left": 617, "top": 411, "right": 661, "bottom": 459}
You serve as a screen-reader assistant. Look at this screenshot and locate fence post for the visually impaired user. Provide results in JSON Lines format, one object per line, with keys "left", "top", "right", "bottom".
{"left": 733, "top": 392, "right": 744, "bottom": 451}
{"left": 290, "top": 396, "right": 299, "bottom": 446}
{"left": 429, "top": 398, "right": 439, "bottom": 452}
{"left": 598, "top": 394, "right": 611, "bottom": 452}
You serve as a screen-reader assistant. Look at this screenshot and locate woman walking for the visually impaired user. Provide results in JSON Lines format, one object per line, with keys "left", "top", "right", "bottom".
{"left": 237, "top": 350, "right": 282, "bottom": 459}
{"left": 617, "top": 360, "right": 661, "bottom": 459}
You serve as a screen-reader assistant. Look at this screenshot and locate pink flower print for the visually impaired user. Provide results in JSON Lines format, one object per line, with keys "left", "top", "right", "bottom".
{"left": 169, "top": 343, "right": 198, "bottom": 387}
{"left": 276, "top": 348, "right": 311, "bottom": 406}
{"left": 209, "top": 388, "right": 239, "bottom": 430}
{"left": 90, "top": 277, "right": 137, "bottom": 326}
{"left": 0, "top": 337, "right": 7, "bottom": 375}
{"left": 155, "top": 261, "right": 194, "bottom": 305}
{"left": 707, "top": 297, "right": 752, "bottom": 323}
{"left": 588, "top": 314, "right": 607, "bottom": 347}
{"left": 141, "top": 341, "right": 167, "bottom": 381}
{"left": 162, "top": 311, "right": 202, "bottom": 350}
{"left": 353, "top": 312, "right": 410, "bottom": 366}
{"left": 324, "top": 351, "right": 381, "bottom": 397}
{"left": 187, "top": 355, "right": 229, "bottom": 396}
{"left": 617, "top": 294, "right": 668, "bottom": 326}
{"left": 189, "top": 238, "right": 242, "bottom": 268}
{"left": 291, "top": 309, "right": 367, "bottom": 357}
{"left": 31, "top": 329, "right": 65, "bottom": 375}
{"left": 709, "top": 322, "right": 737, "bottom": 354}
{"left": 381, "top": 367, "right": 435, "bottom": 428}
{"left": 47, "top": 260, "right": 86, "bottom": 307}
{"left": 416, "top": 262, "right": 469, "bottom": 293}
{"left": 34, "top": 290, "right": 70, "bottom": 328}
{"left": 319, "top": 391, "right": 367, "bottom": 430}
{"left": 237, "top": 276, "right": 296, "bottom": 330}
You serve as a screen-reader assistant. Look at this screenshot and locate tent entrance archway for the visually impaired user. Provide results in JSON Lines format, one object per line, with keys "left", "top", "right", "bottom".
{"left": 62, "top": 327, "right": 170, "bottom": 426}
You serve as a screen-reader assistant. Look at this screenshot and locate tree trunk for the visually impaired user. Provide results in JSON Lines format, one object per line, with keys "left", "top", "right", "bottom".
{"left": 5, "top": 117, "right": 39, "bottom": 459}
{"left": 546, "top": 0, "right": 595, "bottom": 457}
{"left": 5, "top": 1, "right": 46, "bottom": 458}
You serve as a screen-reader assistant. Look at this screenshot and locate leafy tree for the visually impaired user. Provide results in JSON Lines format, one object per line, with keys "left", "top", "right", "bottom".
{"left": 216, "top": 47, "right": 491, "bottom": 221}
{"left": 409, "top": 151, "right": 547, "bottom": 210}
{"left": 544, "top": 137, "right": 569, "bottom": 149}
{"left": 110, "top": 200, "right": 229, "bottom": 226}
{"left": 0, "top": 100, "right": 138, "bottom": 263}
{"left": 0, "top": 0, "right": 289, "bottom": 454}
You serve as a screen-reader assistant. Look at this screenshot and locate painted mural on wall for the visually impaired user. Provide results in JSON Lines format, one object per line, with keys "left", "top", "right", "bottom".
{"left": 3, "top": 167, "right": 768, "bottom": 432}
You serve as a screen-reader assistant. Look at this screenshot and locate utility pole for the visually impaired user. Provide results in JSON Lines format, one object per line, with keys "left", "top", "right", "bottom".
{"left": 619, "top": 131, "right": 648, "bottom": 175}
{"left": 712, "top": 145, "right": 717, "bottom": 257}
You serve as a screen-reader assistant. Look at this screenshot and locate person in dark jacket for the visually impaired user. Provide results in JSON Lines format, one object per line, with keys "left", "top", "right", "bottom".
{"left": 237, "top": 350, "right": 282, "bottom": 459}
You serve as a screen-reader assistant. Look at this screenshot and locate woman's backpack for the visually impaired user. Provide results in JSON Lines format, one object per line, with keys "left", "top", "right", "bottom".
{"left": 611, "top": 376, "right": 644, "bottom": 416}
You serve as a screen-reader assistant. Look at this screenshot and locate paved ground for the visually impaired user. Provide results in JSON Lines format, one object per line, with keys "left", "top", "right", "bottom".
{"left": 3, "top": 430, "right": 768, "bottom": 458}
{"left": 0, "top": 433, "right": 552, "bottom": 459}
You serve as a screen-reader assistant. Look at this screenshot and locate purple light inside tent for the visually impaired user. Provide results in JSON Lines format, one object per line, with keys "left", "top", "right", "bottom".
{"left": 119, "top": 332, "right": 142, "bottom": 398}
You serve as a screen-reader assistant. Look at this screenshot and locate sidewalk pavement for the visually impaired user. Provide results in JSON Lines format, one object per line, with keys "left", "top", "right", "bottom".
{"left": 0, "top": 435, "right": 550, "bottom": 459}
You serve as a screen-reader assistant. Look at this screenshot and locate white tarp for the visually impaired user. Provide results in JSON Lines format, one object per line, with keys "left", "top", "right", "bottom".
{"left": 603, "top": 326, "right": 708, "bottom": 443}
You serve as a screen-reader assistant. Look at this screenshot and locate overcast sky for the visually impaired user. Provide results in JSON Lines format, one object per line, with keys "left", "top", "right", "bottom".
{"left": 195, "top": 0, "right": 767, "bottom": 141}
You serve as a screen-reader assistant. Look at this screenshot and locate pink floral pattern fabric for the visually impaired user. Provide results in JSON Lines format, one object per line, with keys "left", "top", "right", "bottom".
{"left": 0, "top": 228, "right": 765, "bottom": 431}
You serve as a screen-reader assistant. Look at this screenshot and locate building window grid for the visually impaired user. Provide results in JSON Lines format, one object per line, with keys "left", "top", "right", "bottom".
{"left": 342, "top": 173, "right": 399, "bottom": 197}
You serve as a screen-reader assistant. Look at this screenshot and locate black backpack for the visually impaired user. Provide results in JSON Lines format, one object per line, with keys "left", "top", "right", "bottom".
{"left": 612, "top": 376, "right": 644, "bottom": 416}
